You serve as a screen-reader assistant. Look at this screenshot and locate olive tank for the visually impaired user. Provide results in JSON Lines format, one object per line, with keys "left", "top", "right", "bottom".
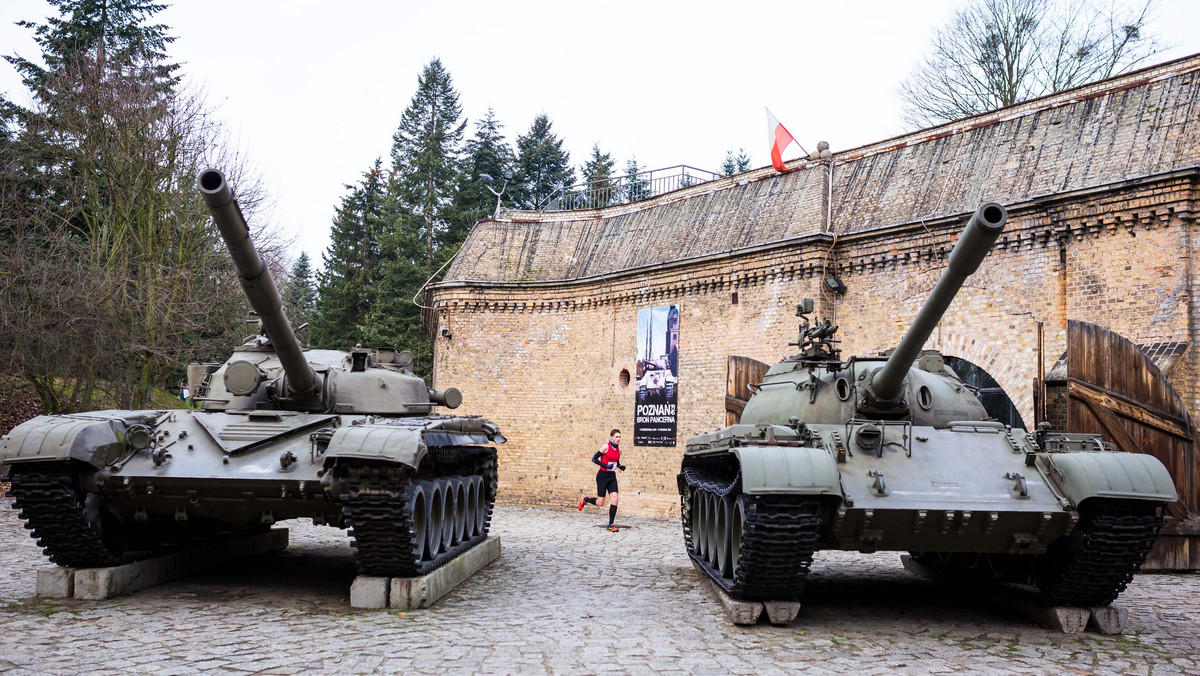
{"left": 679, "top": 203, "right": 1177, "bottom": 606}
{"left": 1, "top": 169, "right": 504, "bottom": 577}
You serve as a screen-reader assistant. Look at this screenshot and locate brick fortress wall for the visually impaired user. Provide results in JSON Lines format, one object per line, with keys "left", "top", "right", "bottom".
{"left": 430, "top": 56, "right": 1200, "bottom": 518}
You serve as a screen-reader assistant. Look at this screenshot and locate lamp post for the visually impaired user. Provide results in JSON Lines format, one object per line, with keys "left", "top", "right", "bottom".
{"left": 479, "top": 170, "right": 513, "bottom": 217}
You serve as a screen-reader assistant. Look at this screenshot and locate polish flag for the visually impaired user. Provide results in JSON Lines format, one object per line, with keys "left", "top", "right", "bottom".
{"left": 766, "top": 108, "right": 804, "bottom": 172}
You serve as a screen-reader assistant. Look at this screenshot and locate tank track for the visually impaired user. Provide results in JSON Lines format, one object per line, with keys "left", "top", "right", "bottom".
{"left": 5, "top": 464, "right": 127, "bottom": 568}
{"left": 680, "top": 466, "right": 821, "bottom": 601}
{"left": 340, "top": 446, "right": 498, "bottom": 577}
{"left": 1034, "top": 500, "right": 1165, "bottom": 607}
{"left": 911, "top": 500, "right": 1165, "bottom": 607}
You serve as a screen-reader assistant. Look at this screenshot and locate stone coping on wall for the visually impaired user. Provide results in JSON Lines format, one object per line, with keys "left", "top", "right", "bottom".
{"left": 444, "top": 55, "right": 1200, "bottom": 285}
{"left": 432, "top": 168, "right": 1198, "bottom": 311}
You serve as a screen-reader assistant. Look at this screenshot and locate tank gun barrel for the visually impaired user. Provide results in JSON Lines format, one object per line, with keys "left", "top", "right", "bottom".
{"left": 198, "top": 169, "right": 317, "bottom": 398}
{"left": 870, "top": 203, "right": 1007, "bottom": 401}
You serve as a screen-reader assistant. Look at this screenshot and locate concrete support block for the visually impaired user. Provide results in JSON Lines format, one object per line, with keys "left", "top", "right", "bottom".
{"left": 36, "top": 567, "right": 74, "bottom": 599}
{"left": 72, "top": 528, "right": 288, "bottom": 600}
{"left": 389, "top": 536, "right": 502, "bottom": 610}
{"left": 763, "top": 601, "right": 802, "bottom": 626}
{"left": 899, "top": 554, "right": 930, "bottom": 578}
{"left": 349, "top": 576, "right": 390, "bottom": 610}
{"left": 691, "top": 560, "right": 763, "bottom": 626}
{"left": 1088, "top": 606, "right": 1128, "bottom": 635}
{"left": 1006, "top": 602, "right": 1090, "bottom": 634}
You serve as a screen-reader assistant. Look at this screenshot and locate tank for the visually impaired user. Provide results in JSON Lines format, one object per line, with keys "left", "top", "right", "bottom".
{"left": 0, "top": 169, "right": 504, "bottom": 577}
{"left": 679, "top": 203, "right": 1177, "bottom": 606}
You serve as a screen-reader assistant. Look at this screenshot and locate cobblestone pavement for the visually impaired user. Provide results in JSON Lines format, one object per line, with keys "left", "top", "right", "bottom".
{"left": 1, "top": 499, "right": 1199, "bottom": 675}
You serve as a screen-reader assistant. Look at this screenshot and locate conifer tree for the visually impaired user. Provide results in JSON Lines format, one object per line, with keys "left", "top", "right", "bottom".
{"left": 389, "top": 58, "right": 466, "bottom": 265}
{"left": 720, "top": 148, "right": 753, "bottom": 176}
{"left": 311, "top": 160, "right": 388, "bottom": 350}
{"left": 452, "top": 107, "right": 515, "bottom": 237}
{"left": 356, "top": 209, "right": 433, "bottom": 378}
{"left": 580, "top": 143, "right": 616, "bottom": 208}
{"left": 281, "top": 251, "right": 317, "bottom": 336}
{"left": 623, "top": 156, "right": 650, "bottom": 203}
{"left": 514, "top": 114, "right": 573, "bottom": 209}
{"left": 7, "top": 0, "right": 180, "bottom": 97}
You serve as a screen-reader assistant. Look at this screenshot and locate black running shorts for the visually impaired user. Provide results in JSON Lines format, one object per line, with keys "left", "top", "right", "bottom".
{"left": 596, "top": 470, "right": 619, "bottom": 497}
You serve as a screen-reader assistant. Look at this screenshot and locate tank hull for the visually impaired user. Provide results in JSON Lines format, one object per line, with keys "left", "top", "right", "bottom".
{"left": 681, "top": 420, "right": 1173, "bottom": 605}
{"left": 3, "top": 409, "right": 501, "bottom": 575}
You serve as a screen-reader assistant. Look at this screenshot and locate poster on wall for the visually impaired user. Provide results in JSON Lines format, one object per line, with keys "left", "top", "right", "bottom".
{"left": 634, "top": 304, "right": 680, "bottom": 447}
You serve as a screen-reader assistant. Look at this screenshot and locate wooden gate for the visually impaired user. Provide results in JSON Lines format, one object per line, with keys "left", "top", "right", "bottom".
{"left": 1065, "top": 320, "right": 1197, "bottom": 569}
{"left": 726, "top": 356, "right": 769, "bottom": 426}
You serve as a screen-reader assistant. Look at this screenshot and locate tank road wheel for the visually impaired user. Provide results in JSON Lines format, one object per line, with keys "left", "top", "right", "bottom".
{"left": 440, "top": 479, "right": 458, "bottom": 552}
{"left": 472, "top": 475, "right": 488, "bottom": 538}
{"left": 463, "top": 478, "right": 479, "bottom": 539}
{"left": 706, "top": 493, "right": 721, "bottom": 567}
{"left": 452, "top": 478, "right": 469, "bottom": 545}
{"left": 1034, "top": 500, "right": 1166, "bottom": 607}
{"left": 407, "top": 483, "right": 429, "bottom": 562}
{"left": 715, "top": 494, "right": 732, "bottom": 577}
{"left": 423, "top": 480, "right": 445, "bottom": 559}
{"left": 730, "top": 495, "right": 746, "bottom": 575}
{"left": 7, "top": 464, "right": 140, "bottom": 568}
{"left": 440, "top": 477, "right": 463, "bottom": 551}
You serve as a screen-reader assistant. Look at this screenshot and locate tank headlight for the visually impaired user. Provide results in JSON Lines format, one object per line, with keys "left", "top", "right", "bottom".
{"left": 855, "top": 424, "right": 883, "bottom": 451}
{"left": 126, "top": 424, "right": 153, "bottom": 450}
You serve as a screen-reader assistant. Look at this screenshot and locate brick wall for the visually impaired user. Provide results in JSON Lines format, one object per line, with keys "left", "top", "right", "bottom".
{"left": 431, "top": 56, "right": 1200, "bottom": 517}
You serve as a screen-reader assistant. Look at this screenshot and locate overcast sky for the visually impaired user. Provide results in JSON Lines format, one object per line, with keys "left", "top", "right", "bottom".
{"left": 2, "top": 1, "right": 1199, "bottom": 265}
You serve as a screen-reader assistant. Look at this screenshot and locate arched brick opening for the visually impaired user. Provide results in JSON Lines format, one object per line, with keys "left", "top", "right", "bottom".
{"left": 936, "top": 331, "right": 1035, "bottom": 426}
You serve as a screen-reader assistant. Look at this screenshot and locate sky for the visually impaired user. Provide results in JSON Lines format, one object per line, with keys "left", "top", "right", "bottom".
{"left": 2, "top": 1, "right": 1199, "bottom": 265}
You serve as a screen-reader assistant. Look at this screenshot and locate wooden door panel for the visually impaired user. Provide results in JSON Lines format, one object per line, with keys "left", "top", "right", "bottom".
{"left": 1066, "top": 320, "right": 1197, "bottom": 569}
{"left": 726, "top": 356, "right": 769, "bottom": 426}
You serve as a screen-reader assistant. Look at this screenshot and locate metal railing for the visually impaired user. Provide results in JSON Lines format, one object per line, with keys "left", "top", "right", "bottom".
{"left": 539, "top": 165, "right": 720, "bottom": 211}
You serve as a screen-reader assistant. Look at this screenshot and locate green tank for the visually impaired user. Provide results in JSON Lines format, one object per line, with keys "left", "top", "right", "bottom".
{"left": 679, "top": 203, "right": 1177, "bottom": 606}
{"left": 1, "top": 169, "right": 503, "bottom": 577}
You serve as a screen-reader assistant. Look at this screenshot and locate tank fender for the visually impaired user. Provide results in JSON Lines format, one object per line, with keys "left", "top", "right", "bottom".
{"left": 324, "top": 425, "right": 426, "bottom": 470}
{"left": 1047, "top": 452, "right": 1178, "bottom": 506}
{"left": 0, "top": 414, "right": 129, "bottom": 468}
{"left": 732, "top": 445, "right": 844, "bottom": 501}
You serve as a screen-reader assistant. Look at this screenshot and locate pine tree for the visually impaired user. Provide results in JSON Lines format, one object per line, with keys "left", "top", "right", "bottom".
{"left": 281, "top": 251, "right": 317, "bottom": 336}
{"left": 7, "top": 0, "right": 180, "bottom": 97}
{"left": 311, "top": 160, "right": 388, "bottom": 350}
{"left": 389, "top": 58, "right": 466, "bottom": 265}
{"left": 514, "top": 114, "right": 574, "bottom": 209}
{"left": 357, "top": 208, "right": 433, "bottom": 378}
{"left": 721, "top": 148, "right": 753, "bottom": 176}
{"left": 623, "top": 156, "right": 650, "bottom": 203}
{"left": 452, "top": 107, "right": 515, "bottom": 237}
{"left": 580, "top": 143, "right": 616, "bottom": 208}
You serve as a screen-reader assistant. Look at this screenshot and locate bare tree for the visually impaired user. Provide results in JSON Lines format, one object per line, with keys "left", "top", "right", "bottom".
{"left": 0, "top": 55, "right": 283, "bottom": 412}
{"left": 899, "top": 0, "right": 1163, "bottom": 128}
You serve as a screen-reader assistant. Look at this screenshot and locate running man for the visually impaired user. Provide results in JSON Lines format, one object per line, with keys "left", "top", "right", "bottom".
{"left": 577, "top": 429, "right": 626, "bottom": 531}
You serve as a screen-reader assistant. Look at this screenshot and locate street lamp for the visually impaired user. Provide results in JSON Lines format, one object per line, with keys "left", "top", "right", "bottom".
{"left": 480, "top": 170, "right": 513, "bottom": 217}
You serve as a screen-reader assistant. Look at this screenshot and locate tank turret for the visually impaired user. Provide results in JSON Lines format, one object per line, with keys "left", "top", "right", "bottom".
{"left": 192, "top": 169, "right": 443, "bottom": 416}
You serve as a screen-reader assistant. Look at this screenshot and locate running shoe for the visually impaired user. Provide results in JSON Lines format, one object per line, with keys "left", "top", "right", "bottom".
{"left": 607, "top": 525, "right": 620, "bottom": 532}
{"left": 577, "top": 497, "right": 587, "bottom": 510}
